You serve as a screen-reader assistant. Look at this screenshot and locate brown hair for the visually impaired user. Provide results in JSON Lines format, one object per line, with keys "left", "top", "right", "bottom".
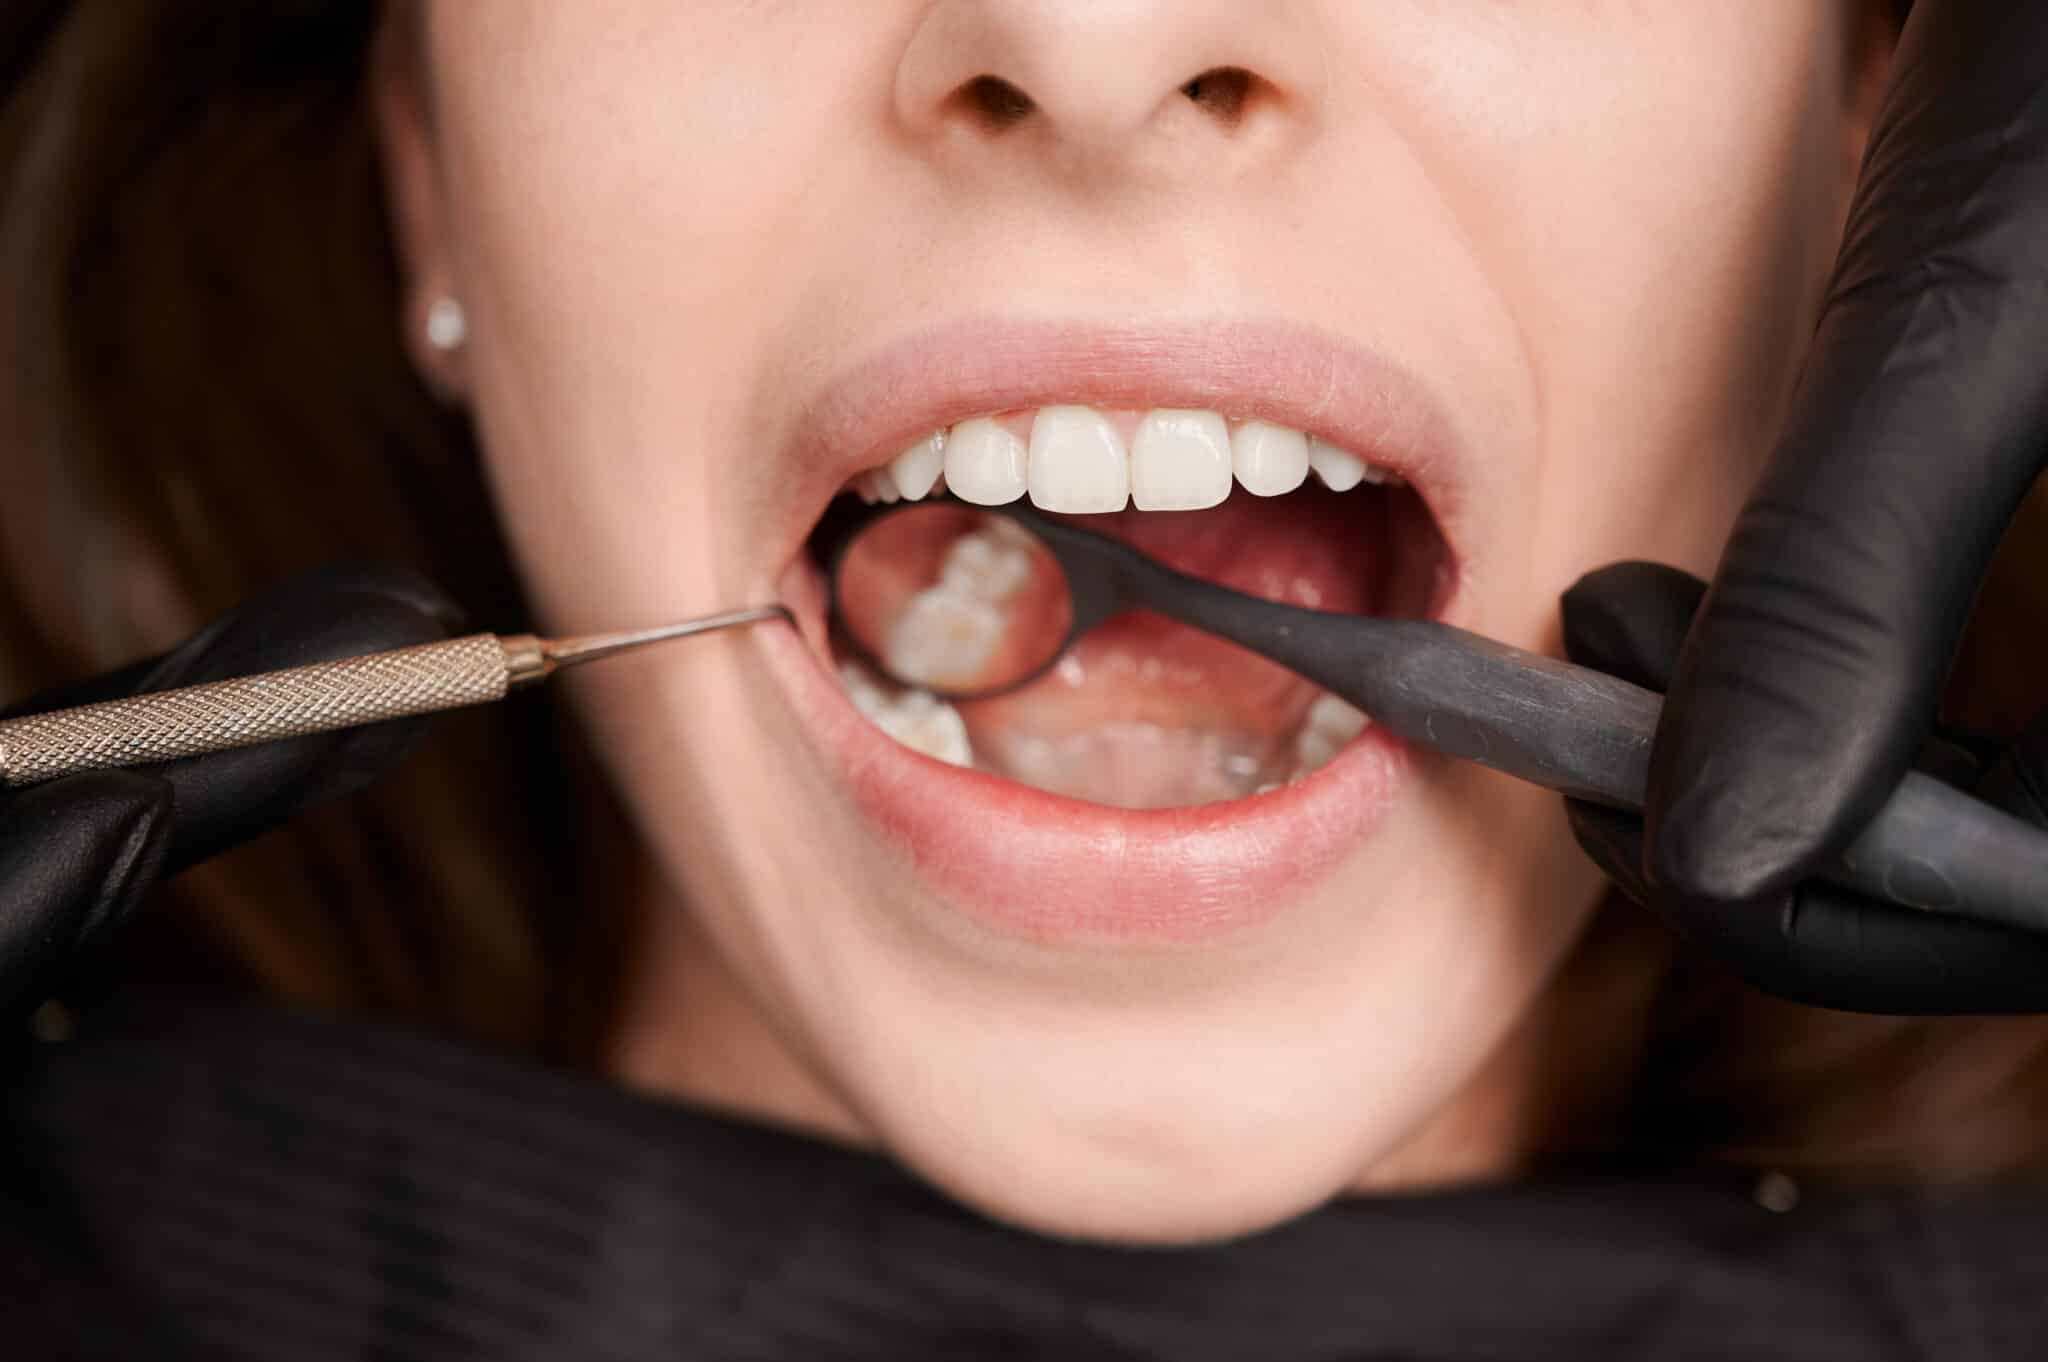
{"left": 6, "top": 1, "right": 2044, "bottom": 1181}
{"left": 1, "top": 2, "right": 624, "bottom": 1060}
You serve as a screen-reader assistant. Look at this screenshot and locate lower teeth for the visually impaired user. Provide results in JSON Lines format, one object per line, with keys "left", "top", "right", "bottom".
{"left": 833, "top": 654, "right": 1368, "bottom": 807}
{"left": 839, "top": 661, "right": 975, "bottom": 768}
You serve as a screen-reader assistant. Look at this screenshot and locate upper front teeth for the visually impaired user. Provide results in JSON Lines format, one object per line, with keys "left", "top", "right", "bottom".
{"left": 1131, "top": 409, "right": 1232, "bottom": 511}
{"left": 848, "top": 406, "right": 1400, "bottom": 511}
{"left": 1028, "top": 406, "right": 1128, "bottom": 513}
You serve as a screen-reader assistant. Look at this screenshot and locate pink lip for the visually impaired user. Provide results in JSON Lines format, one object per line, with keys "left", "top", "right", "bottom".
{"left": 758, "top": 318, "right": 1474, "bottom": 943}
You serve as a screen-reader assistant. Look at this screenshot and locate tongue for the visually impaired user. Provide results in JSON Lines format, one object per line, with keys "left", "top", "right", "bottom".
{"left": 954, "top": 486, "right": 1381, "bottom": 806}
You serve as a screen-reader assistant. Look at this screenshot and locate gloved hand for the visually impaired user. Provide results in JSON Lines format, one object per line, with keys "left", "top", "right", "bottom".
{"left": 0, "top": 565, "right": 462, "bottom": 1014}
{"left": 1645, "top": 3, "right": 2048, "bottom": 905}
{"left": 1564, "top": 562, "right": 2048, "bottom": 1014}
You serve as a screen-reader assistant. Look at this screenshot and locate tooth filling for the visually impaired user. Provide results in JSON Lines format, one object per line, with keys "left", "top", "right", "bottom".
{"left": 882, "top": 519, "right": 1036, "bottom": 691}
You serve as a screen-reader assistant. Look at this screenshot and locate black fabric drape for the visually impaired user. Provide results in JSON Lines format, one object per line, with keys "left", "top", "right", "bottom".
{"left": 5, "top": 1002, "right": 2048, "bottom": 1360}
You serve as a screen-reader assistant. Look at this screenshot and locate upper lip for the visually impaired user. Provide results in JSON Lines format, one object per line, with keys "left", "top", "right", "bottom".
{"left": 773, "top": 316, "right": 1476, "bottom": 620}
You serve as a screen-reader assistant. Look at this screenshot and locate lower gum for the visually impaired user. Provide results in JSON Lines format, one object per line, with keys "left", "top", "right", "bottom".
{"left": 973, "top": 723, "right": 1288, "bottom": 808}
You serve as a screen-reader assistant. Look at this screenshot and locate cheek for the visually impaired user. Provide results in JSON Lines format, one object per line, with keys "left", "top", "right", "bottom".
{"left": 1374, "top": 5, "right": 1850, "bottom": 598}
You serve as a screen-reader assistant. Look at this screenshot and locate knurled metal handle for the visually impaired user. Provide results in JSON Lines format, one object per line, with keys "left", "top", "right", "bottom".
{"left": 0, "top": 634, "right": 513, "bottom": 788}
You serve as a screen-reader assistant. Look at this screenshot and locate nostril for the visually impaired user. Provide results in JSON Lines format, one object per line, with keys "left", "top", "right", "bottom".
{"left": 955, "top": 75, "right": 1036, "bottom": 129}
{"left": 1178, "top": 66, "right": 1256, "bottom": 124}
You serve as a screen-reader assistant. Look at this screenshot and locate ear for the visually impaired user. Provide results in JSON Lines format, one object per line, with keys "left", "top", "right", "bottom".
{"left": 371, "top": 14, "right": 467, "bottom": 400}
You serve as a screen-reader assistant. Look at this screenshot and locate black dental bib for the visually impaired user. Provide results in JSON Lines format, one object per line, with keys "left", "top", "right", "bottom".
{"left": 7, "top": 1001, "right": 2047, "bottom": 1360}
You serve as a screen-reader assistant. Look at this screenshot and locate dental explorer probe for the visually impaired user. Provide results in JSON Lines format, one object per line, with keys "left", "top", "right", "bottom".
{"left": 0, "top": 605, "right": 794, "bottom": 790}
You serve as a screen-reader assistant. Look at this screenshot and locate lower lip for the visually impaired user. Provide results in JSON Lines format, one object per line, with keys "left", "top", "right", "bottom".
{"left": 760, "top": 560, "right": 1414, "bottom": 944}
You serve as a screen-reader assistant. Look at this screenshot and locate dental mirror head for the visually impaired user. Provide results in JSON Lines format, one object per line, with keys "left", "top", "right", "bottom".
{"left": 817, "top": 498, "right": 1083, "bottom": 699}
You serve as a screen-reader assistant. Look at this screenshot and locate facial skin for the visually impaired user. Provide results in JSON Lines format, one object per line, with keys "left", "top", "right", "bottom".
{"left": 377, "top": 3, "right": 1884, "bottom": 1242}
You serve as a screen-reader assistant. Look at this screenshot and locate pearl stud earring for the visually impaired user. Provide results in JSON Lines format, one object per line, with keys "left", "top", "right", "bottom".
{"left": 425, "top": 296, "right": 468, "bottom": 353}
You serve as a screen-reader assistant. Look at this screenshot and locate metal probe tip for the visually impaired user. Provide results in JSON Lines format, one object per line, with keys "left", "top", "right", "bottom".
{"left": 506, "top": 603, "right": 794, "bottom": 687}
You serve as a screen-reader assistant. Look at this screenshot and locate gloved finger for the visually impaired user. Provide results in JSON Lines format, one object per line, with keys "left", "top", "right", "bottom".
{"left": 0, "top": 563, "right": 467, "bottom": 723}
{"left": 139, "top": 562, "right": 466, "bottom": 690}
{"left": 0, "top": 655, "right": 165, "bottom": 722}
{"left": 1568, "top": 798, "right": 2048, "bottom": 1015}
{"left": 0, "top": 772, "right": 173, "bottom": 1011}
{"left": 1558, "top": 561, "right": 1996, "bottom": 790}
{"left": 1709, "top": 876, "right": 2048, "bottom": 1017}
{"left": 1649, "top": 2, "right": 2048, "bottom": 904}
{"left": 1559, "top": 562, "right": 1707, "bottom": 690}
{"left": 134, "top": 563, "right": 465, "bottom": 870}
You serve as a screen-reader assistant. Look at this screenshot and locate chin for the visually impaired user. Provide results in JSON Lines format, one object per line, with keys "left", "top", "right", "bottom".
{"left": 815, "top": 841, "right": 1564, "bottom": 1247}
{"left": 897, "top": 1091, "right": 1384, "bottom": 1246}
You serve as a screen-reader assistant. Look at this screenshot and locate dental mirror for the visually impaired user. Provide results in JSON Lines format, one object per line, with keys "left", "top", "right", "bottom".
{"left": 814, "top": 493, "right": 2048, "bottom": 937}
{"left": 816, "top": 498, "right": 1085, "bottom": 699}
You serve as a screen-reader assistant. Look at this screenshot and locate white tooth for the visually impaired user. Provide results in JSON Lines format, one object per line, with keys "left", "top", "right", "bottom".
{"left": 839, "top": 660, "right": 885, "bottom": 710}
{"left": 1130, "top": 409, "right": 1232, "bottom": 511}
{"left": 851, "top": 475, "right": 879, "bottom": 506}
{"left": 1306, "top": 693, "right": 1369, "bottom": 743}
{"left": 885, "top": 588, "right": 1006, "bottom": 692}
{"left": 1307, "top": 437, "right": 1367, "bottom": 492}
{"left": 983, "top": 513, "right": 1037, "bottom": 551}
{"left": 1292, "top": 692, "right": 1369, "bottom": 780}
{"left": 1028, "top": 406, "right": 1128, "bottom": 514}
{"left": 943, "top": 417, "right": 1028, "bottom": 505}
{"left": 1295, "top": 728, "right": 1339, "bottom": 774}
{"left": 939, "top": 522, "right": 1033, "bottom": 600}
{"left": 1231, "top": 421, "right": 1309, "bottom": 497}
{"left": 837, "top": 660, "right": 972, "bottom": 767}
{"left": 871, "top": 467, "right": 902, "bottom": 503}
{"left": 891, "top": 691, "right": 974, "bottom": 767}
{"left": 888, "top": 432, "right": 946, "bottom": 501}
{"left": 1356, "top": 462, "right": 1401, "bottom": 487}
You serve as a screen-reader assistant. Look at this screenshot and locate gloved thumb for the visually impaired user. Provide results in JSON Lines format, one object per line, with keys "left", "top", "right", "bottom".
{"left": 105, "top": 562, "right": 464, "bottom": 870}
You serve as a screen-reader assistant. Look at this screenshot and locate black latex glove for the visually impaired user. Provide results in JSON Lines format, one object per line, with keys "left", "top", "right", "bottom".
{"left": 0, "top": 565, "right": 462, "bottom": 1013}
{"left": 1648, "top": 2, "right": 2048, "bottom": 903}
{"left": 1565, "top": 562, "right": 2048, "bottom": 1014}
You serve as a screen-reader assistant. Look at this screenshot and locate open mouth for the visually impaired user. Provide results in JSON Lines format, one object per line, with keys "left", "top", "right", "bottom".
{"left": 754, "top": 321, "right": 1469, "bottom": 938}
{"left": 805, "top": 405, "right": 1452, "bottom": 809}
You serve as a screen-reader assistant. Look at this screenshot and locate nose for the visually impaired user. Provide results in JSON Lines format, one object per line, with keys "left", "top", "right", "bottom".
{"left": 895, "top": 0, "right": 1327, "bottom": 187}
